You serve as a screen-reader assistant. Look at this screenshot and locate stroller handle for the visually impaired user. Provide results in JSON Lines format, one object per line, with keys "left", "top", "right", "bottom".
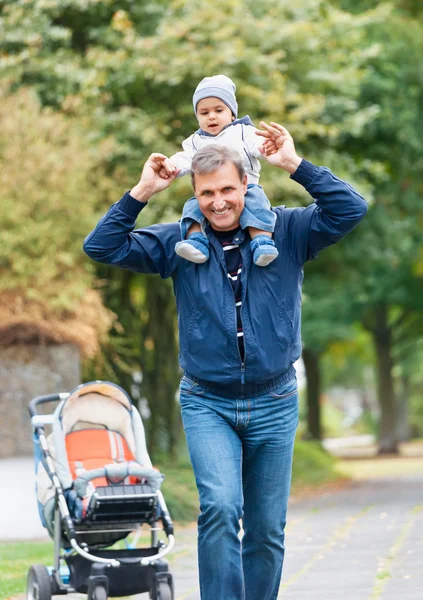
{"left": 29, "top": 392, "right": 69, "bottom": 417}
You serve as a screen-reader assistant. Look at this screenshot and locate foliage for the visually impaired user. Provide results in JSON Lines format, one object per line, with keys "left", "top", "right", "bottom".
{"left": 300, "top": 3, "right": 423, "bottom": 449}
{"left": 156, "top": 453, "right": 199, "bottom": 522}
{"left": 322, "top": 328, "right": 374, "bottom": 389}
{"left": 0, "top": 86, "right": 118, "bottom": 353}
{"left": 0, "top": 0, "right": 388, "bottom": 204}
{"left": 337, "top": 11, "right": 423, "bottom": 449}
{"left": 292, "top": 439, "right": 339, "bottom": 487}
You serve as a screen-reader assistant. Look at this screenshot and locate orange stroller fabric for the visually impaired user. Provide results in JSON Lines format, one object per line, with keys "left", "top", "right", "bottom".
{"left": 65, "top": 429, "right": 137, "bottom": 488}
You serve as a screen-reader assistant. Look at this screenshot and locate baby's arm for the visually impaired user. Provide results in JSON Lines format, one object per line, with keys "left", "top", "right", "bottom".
{"left": 243, "top": 124, "right": 266, "bottom": 159}
{"left": 169, "top": 134, "right": 198, "bottom": 178}
{"left": 243, "top": 124, "right": 279, "bottom": 159}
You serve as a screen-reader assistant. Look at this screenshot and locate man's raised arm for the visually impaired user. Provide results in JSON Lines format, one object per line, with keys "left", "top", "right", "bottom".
{"left": 83, "top": 154, "right": 181, "bottom": 278}
{"left": 256, "top": 121, "right": 368, "bottom": 263}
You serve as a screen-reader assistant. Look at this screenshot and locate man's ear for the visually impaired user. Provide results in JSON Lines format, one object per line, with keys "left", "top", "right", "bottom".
{"left": 242, "top": 174, "right": 248, "bottom": 194}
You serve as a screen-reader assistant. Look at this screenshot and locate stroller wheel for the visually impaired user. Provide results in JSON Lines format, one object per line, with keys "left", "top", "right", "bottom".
{"left": 156, "top": 581, "right": 173, "bottom": 600}
{"left": 27, "top": 565, "right": 52, "bottom": 600}
{"left": 91, "top": 585, "right": 108, "bottom": 600}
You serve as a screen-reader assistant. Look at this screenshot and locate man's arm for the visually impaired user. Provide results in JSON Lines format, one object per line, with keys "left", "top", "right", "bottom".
{"left": 257, "top": 121, "right": 368, "bottom": 263}
{"left": 83, "top": 153, "right": 181, "bottom": 278}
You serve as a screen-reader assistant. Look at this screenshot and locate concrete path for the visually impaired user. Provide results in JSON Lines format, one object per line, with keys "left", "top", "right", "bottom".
{"left": 3, "top": 456, "right": 423, "bottom": 599}
{"left": 0, "top": 457, "right": 47, "bottom": 541}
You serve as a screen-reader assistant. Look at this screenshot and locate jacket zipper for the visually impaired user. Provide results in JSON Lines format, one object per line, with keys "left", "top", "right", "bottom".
{"left": 214, "top": 236, "right": 246, "bottom": 385}
{"left": 234, "top": 299, "right": 245, "bottom": 385}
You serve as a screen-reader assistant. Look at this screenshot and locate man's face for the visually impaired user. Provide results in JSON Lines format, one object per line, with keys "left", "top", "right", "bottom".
{"left": 194, "top": 162, "right": 247, "bottom": 231}
{"left": 196, "top": 97, "right": 234, "bottom": 135}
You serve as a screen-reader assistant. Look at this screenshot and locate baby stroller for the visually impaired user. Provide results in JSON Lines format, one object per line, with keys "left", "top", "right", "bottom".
{"left": 27, "top": 381, "right": 175, "bottom": 600}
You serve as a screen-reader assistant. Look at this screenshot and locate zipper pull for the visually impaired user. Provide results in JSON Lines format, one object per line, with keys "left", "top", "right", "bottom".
{"left": 241, "top": 363, "right": 245, "bottom": 385}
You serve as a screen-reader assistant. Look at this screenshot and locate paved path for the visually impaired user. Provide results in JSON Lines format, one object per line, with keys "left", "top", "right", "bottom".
{"left": 0, "top": 457, "right": 47, "bottom": 540}
{"left": 3, "top": 457, "right": 423, "bottom": 599}
{"left": 171, "top": 471, "right": 423, "bottom": 600}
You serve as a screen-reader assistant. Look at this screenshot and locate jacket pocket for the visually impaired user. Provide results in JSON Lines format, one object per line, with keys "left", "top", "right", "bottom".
{"left": 187, "top": 307, "right": 201, "bottom": 341}
{"left": 277, "top": 298, "right": 295, "bottom": 344}
{"left": 270, "top": 387, "right": 298, "bottom": 399}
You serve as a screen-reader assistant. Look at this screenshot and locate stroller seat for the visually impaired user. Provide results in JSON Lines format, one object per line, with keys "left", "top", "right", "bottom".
{"left": 65, "top": 427, "right": 158, "bottom": 525}
{"left": 66, "top": 427, "right": 137, "bottom": 485}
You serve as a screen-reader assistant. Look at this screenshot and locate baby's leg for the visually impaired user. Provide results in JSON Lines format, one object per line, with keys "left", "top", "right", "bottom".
{"left": 240, "top": 186, "right": 279, "bottom": 267}
{"left": 187, "top": 222, "right": 202, "bottom": 237}
{"left": 176, "top": 198, "right": 209, "bottom": 264}
{"left": 249, "top": 229, "right": 278, "bottom": 266}
{"left": 249, "top": 227, "right": 272, "bottom": 240}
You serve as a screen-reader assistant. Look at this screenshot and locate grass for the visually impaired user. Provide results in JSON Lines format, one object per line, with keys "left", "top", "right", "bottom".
{"left": 338, "top": 454, "right": 423, "bottom": 480}
{"left": 0, "top": 541, "right": 52, "bottom": 599}
{"left": 155, "top": 455, "right": 199, "bottom": 523}
{"left": 0, "top": 439, "right": 339, "bottom": 599}
{"left": 292, "top": 438, "right": 339, "bottom": 489}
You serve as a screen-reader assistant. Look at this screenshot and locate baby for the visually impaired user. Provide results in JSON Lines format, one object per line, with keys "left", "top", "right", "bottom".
{"left": 163, "top": 75, "right": 279, "bottom": 267}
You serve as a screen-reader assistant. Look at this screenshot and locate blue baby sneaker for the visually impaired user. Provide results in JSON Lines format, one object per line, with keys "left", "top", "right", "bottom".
{"left": 175, "top": 232, "right": 210, "bottom": 264}
{"left": 250, "top": 235, "right": 279, "bottom": 267}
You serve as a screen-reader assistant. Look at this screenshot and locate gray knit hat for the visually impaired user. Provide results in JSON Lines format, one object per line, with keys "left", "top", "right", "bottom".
{"left": 193, "top": 75, "right": 238, "bottom": 119}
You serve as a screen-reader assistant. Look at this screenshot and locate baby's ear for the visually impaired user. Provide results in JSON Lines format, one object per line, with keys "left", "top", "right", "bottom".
{"left": 232, "top": 115, "right": 235, "bottom": 121}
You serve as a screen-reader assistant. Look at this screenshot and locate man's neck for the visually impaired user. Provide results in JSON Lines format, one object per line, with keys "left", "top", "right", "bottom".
{"left": 211, "top": 226, "right": 241, "bottom": 239}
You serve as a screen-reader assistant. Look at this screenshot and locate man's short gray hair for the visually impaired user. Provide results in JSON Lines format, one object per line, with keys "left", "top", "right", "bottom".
{"left": 191, "top": 144, "right": 245, "bottom": 188}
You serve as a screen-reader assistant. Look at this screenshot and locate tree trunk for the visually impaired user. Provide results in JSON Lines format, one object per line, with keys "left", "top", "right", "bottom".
{"left": 96, "top": 265, "right": 181, "bottom": 460}
{"left": 371, "top": 304, "right": 398, "bottom": 454}
{"left": 302, "top": 347, "right": 322, "bottom": 441}
{"left": 140, "top": 276, "right": 181, "bottom": 461}
{"left": 396, "top": 374, "right": 410, "bottom": 443}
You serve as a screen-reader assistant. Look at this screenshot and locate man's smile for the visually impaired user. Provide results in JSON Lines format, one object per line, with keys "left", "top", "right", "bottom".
{"left": 212, "top": 208, "right": 230, "bottom": 215}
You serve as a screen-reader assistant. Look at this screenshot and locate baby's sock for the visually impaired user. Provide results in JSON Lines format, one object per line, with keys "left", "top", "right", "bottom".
{"left": 175, "top": 233, "right": 210, "bottom": 264}
{"left": 250, "top": 235, "right": 279, "bottom": 267}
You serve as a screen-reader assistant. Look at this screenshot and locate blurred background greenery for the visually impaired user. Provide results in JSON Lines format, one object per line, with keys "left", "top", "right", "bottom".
{"left": 0, "top": 0, "right": 422, "bottom": 468}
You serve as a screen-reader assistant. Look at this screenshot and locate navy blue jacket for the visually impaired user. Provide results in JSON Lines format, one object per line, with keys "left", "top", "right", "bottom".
{"left": 83, "top": 160, "right": 367, "bottom": 394}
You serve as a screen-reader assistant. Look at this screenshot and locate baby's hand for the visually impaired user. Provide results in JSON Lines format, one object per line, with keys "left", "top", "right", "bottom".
{"left": 158, "top": 166, "right": 169, "bottom": 179}
{"left": 157, "top": 157, "right": 178, "bottom": 179}
{"left": 256, "top": 122, "right": 289, "bottom": 159}
{"left": 259, "top": 139, "right": 279, "bottom": 157}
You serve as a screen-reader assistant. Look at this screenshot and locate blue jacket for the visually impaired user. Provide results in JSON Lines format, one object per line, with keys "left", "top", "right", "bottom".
{"left": 84, "top": 160, "right": 367, "bottom": 394}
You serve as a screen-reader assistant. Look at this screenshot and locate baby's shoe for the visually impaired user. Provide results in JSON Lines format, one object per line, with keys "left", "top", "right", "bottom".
{"left": 175, "top": 233, "right": 210, "bottom": 264}
{"left": 250, "top": 235, "right": 279, "bottom": 267}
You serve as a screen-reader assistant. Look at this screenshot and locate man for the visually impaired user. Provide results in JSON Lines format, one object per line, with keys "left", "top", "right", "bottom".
{"left": 84, "top": 122, "right": 368, "bottom": 600}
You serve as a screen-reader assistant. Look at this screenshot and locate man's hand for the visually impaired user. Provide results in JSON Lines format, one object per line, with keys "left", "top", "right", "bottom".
{"left": 256, "top": 121, "right": 302, "bottom": 174}
{"left": 130, "top": 153, "right": 180, "bottom": 202}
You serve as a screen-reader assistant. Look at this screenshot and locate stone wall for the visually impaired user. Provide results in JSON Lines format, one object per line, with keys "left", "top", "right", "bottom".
{"left": 0, "top": 344, "right": 80, "bottom": 457}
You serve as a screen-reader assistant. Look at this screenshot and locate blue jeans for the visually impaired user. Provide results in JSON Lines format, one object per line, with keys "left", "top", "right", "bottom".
{"left": 180, "top": 184, "right": 277, "bottom": 239}
{"left": 179, "top": 374, "right": 299, "bottom": 600}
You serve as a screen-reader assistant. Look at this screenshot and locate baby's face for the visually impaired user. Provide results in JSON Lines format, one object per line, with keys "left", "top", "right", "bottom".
{"left": 196, "top": 97, "right": 234, "bottom": 135}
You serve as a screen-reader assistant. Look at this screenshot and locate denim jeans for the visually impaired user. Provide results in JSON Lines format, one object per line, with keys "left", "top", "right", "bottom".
{"left": 179, "top": 374, "right": 299, "bottom": 600}
{"left": 179, "top": 184, "right": 277, "bottom": 239}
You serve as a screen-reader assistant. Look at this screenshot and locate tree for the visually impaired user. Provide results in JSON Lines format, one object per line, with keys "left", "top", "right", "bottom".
{"left": 1, "top": 0, "right": 401, "bottom": 456}
{"left": 0, "top": 86, "right": 114, "bottom": 355}
{"left": 301, "top": 245, "right": 369, "bottom": 441}
{"left": 339, "top": 10, "right": 423, "bottom": 452}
